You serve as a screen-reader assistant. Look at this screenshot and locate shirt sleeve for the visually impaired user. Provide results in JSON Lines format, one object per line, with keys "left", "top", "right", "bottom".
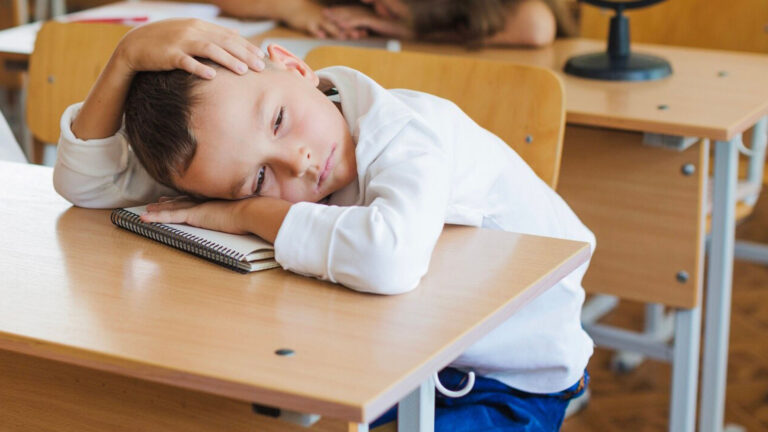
{"left": 53, "top": 102, "right": 176, "bottom": 208}
{"left": 274, "top": 121, "right": 451, "bottom": 295}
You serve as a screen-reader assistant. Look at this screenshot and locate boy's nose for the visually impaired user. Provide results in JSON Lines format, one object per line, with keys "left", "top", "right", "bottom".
{"left": 288, "top": 146, "right": 313, "bottom": 178}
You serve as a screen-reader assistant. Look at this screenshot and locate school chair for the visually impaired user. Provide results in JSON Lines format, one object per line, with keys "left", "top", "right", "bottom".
{"left": 25, "top": 21, "right": 130, "bottom": 164}
{"left": 305, "top": 45, "right": 565, "bottom": 190}
{"left": 0, "top": 109, "right": 25, "bottom": 162}
{"left": 305, "top": 45, "right": 567, "bottom": 432}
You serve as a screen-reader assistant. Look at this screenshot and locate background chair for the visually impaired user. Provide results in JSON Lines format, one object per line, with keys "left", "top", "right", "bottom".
{"left": 305, "top": 46, "right": 566, "bottom": 190}
{"left": 25, "top": 21, "right": 130, "bottom": 164}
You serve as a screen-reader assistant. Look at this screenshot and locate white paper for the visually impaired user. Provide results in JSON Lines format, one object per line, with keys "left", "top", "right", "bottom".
{"left": 124, "top": 205, "right": 273, "bottom": 257}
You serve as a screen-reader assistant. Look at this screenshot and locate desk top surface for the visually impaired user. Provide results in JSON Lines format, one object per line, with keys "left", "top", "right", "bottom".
{"left": 0, "top": 161, "right": 589, "bottom": 423}
{"left": 407, "top": 38, "right": 768, "bottom": 141}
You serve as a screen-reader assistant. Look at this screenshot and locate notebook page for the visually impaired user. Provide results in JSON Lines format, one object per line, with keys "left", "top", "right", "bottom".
{"left": 124, "top": 205, "right": 273, "bottom": 256}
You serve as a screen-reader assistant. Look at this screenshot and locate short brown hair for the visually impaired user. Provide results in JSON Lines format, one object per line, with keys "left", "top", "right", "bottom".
{"left": 124, "top": 61, "right": 214, "bottom": 190}
{"left": 406, "top": 0, "right": 578, "bottom": 46}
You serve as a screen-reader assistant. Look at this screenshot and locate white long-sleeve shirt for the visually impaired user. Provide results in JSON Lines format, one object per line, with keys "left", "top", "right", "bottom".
{"left": 54, "top": 66, "right": 595, "bottom": 393}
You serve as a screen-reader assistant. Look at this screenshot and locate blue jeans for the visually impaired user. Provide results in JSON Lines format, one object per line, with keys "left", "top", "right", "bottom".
{"left": 371, "top": 368, "right": 588, "bottom": 432}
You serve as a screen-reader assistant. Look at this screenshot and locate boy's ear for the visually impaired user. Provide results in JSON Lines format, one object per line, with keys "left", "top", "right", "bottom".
{"left": 267, "top": 44, "right": 320, "bottom": 87}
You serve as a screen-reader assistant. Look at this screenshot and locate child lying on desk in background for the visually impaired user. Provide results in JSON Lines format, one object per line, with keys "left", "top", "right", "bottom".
{"left": 212, "top": 0, "right": 571, "bottom": 47}
{"left": 54, "top": 18, "right": 594, "bottom": 431}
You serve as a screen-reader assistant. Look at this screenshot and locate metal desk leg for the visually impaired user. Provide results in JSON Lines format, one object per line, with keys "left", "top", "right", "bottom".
{"left": 398, "top": 376, "right": 435, "bottom": 432}
{"left": 670, "top": 307, "right": 700, "bottom": 432}
{"left": 700, "top": 137, "right": 739, "bottom": 432}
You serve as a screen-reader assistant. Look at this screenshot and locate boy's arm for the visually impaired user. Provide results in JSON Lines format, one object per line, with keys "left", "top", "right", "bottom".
{"left": 141, "top": 120, "right": 451, "bottom": 295}
{"left": 73, "top": 19, "right": 265, "bottom": 140}
{"left": 55, "top": 19, "right": 266, "bottom": 208}
{"left": 274, "top": 122, "right": 451, "bottom": 295}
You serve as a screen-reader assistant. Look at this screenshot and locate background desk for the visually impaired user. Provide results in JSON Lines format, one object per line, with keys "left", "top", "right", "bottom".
{"left": 397, "top": 38, "right": 768, "bottom": 432}
{"left": 0, "top": 161, "right": 589, "bottom": 431}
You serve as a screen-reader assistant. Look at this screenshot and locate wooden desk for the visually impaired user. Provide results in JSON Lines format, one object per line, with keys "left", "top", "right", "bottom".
{"left": 395, "top": 38, "right": 768, "bottom": 432}
{"left": 0, "top": 161, "right": 589, "bottom": 431}
{"left": 251, "top": 32, "right": 768, "bottom": 430}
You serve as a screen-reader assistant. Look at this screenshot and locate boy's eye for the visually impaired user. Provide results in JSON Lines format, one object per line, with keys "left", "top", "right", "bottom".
{"left": 273, "top": 106, "right": 284, "bottom": 134}
{"left": 254, "top": 166, "right": 266, "bottom": 195}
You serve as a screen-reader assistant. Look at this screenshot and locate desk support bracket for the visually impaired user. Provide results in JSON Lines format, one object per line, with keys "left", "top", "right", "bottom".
{"left": 398, "top": 375, "right": 435, "bottom": 432}
{"left": 701, "top": 137, "right": 739, "bottom": 432}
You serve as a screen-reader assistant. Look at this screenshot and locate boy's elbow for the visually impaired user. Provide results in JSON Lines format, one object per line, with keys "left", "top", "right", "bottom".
{"left": 351, "top": 250, "right": 426, "bottom": 295}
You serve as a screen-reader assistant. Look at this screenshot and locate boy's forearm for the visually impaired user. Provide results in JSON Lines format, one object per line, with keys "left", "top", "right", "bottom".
{"left": 71, "top": 47, "right": 134, "bottom": 140}
{"left": 236, "top": 197, "right": 292, "bottom": 243}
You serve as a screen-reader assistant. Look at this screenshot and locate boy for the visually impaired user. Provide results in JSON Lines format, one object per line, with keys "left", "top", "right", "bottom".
{"left": 55, "top": 19, "right": 594, "bottom": 431}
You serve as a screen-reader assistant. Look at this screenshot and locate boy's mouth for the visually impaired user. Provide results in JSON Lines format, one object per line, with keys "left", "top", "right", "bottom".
{"left": 317, "top": 144, "right": 336, "bottom": 190}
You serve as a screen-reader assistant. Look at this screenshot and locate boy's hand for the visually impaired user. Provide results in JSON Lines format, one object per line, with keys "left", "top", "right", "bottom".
{"left": 322, "top": 6, "right": 414, "bottom": 39}
{"left": 116, "top": 18, "right": 266, "bottom": 79}
{"left": 142, "top": 196, "right": 249, "bottom": 234}
{"left": 141, "top": 195, "right": 292, "bottom": 243}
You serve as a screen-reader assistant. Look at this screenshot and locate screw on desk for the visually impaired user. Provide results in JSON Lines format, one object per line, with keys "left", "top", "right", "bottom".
{"left": 657, "top": 104, "right": 669, "bottom": 111}
{"left": 676, "top": 271, "right": 689, "bottom": 283}
{"left": 717, "top": 71, "right": 728, "bottom": 77}
{"left": 275, "top": 348, "right": 295, "bottom": 356}
{"left": 681, "top": 163, "right": 696, "bottom": 176}
{"left": 525, "top": 135, "right": 533, "bottom": 143}
{"left": 47, "top": 75, "right": 55, "bottom": 83}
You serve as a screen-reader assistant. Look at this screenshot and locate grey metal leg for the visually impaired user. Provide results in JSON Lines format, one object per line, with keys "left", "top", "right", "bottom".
{"left": 354, "top": 423, "right": 369, "bottom": 432}
{"left": 398, "top": 376, "right": 435, "bottom": 432}
{"left": 733, "top": 240, "right": 768, "bottom": 265}
{"left": 581, "top": 294, "right": 619, "bottom": 325}
{"left": 670, "top": 307, "right": 701, "bottom": 432}
{"left": 744, "top": 116, "right": 767, "bottom": 206}
{"left": 700, "top": 137, "right": 739, "bottom": 432}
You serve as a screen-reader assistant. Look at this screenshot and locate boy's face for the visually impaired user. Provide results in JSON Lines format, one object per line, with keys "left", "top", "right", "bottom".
{"left": 173, "top": 45, "right": 357, "bottom": 204}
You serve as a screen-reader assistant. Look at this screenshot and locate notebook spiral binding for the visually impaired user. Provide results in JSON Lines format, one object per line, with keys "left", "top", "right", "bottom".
{"left": 111, "top": 209, "right": 249, "bottom": 273}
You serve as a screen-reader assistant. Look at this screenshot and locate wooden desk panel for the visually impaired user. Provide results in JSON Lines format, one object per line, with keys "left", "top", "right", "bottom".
{"left": 557, "top": 126, "right": 708, "bottom": 308}
{"left": 0, "top": 348, "right": 346, "bottom": 432}
{"left": 0, "top": 161, "right": 590, "bottom": 424}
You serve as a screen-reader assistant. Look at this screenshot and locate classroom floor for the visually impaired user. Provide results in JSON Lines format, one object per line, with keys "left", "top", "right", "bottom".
{"left": 563, "top": 188, "right": 768, "bottom": 432}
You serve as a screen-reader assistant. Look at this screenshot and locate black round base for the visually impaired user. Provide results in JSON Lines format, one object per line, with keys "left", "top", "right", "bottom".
{"left": 564, "top": 52, "right": 672, "bottom": 81}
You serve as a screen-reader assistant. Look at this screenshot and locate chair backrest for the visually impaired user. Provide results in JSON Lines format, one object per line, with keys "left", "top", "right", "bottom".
{"left": 26, "top": 21, "right": 130, "bottom": 144}
{"left": 0, "top": 110, "right": 25, "bottom": 163}
{"left": 305, "top": 46, "right": 566, "bottom": 189}
{"left": 579, "top": 0, "right": 768, "bottom": 54}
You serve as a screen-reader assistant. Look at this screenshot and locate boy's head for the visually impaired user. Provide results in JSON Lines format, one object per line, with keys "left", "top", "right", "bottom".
{"left": 124, "top": 44, "right": 357, "bottom": 203}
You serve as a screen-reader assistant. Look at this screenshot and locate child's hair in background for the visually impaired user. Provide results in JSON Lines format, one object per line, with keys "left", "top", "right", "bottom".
{"left": 401, "top": 0, "right": 579, "bottom": 46}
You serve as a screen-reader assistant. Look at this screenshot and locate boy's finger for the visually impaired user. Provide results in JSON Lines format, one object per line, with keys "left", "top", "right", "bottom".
{"left": 209, "top": 33, "right": 265, "bottom": 71}
{"left": 178, "top": 55, "right": 216, "bottom": 79}
{"left": 245, "top": 42, "right": 266, "bottom": 58}
{"left": 141, "top": 209, "right": 189, "bottom": 224}
{"left": 196, "top": 42, "right": 248, "bottom": 75}
{"left": 221, "top": 39, "right": 266, "bottom": 72}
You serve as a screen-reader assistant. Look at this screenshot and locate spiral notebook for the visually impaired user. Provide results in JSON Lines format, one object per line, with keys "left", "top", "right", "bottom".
{"left": 111, "top": 206, "right": 279, "bottom": 273}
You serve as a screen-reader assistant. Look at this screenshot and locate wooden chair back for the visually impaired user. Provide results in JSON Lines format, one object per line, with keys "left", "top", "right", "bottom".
{"left": 305, "top": 46, "right": 566, "bottom": 189}
{"left": 580, "top": 0, "right": 768, "bottom": 54}
{"left": 26, "top": 21, "right": 130, "bottom": 147}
